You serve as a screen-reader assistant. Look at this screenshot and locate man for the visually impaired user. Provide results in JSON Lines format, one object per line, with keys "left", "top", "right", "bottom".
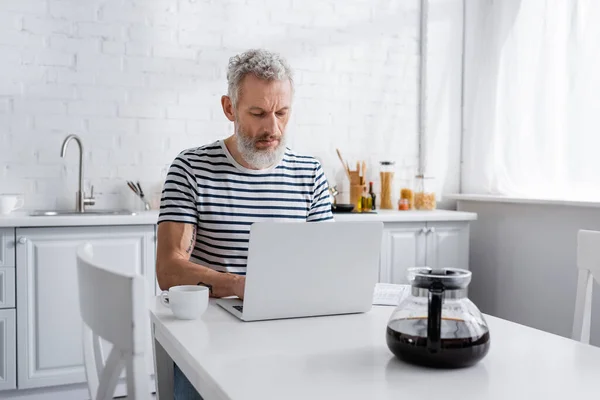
{"left": 156, "top": 49, "right": 333, "bottom": 399}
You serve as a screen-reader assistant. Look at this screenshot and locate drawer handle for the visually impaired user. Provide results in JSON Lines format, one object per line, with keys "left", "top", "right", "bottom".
{"left": 18, "top": 237, "right": 27, "bottom": 244}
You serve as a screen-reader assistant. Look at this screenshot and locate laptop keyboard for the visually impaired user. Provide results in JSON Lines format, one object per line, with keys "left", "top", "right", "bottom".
{"left": 234, "top": 305, "right": 243, "bottom": 312}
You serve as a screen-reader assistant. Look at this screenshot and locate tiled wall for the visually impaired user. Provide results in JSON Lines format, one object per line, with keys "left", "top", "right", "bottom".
{"left": 0, "top": 0, "right": 461, "bottom": 211}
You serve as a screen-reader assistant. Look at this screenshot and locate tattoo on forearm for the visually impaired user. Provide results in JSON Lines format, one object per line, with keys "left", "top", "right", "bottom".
{"left": 186, "top": 225, "right": 196, "bottom": 254}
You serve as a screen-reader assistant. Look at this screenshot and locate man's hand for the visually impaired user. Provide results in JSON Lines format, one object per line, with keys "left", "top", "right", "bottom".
{"left": 233, "top": 275, "right": 246, "bottom": 299}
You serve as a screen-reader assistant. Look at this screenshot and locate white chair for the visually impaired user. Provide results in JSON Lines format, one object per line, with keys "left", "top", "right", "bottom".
{"left": 572, "top": 230, "right": 600, "bottom": 344}
{"left": 76, "top": 243, "right": 152, "bottom": 400}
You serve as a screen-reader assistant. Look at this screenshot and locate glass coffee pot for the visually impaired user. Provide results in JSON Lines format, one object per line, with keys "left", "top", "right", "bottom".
{"left": 386, "top": 268, "right": 490, "bottom": 368}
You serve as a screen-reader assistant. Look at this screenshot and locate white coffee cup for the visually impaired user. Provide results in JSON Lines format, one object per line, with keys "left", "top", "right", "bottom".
{"left": 0, "top": 194, "right": 24, "bottom": 215}
{"left": 160, "top": 285, "right": 209, "bottom": 320}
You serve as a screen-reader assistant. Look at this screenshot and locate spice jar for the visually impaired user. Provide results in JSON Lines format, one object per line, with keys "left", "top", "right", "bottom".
{"left": 399, "top": 172, "right": 414, "bottom": 210}
{"left": 414, "top": 175, "right": 436, "bottom": 210}
{"left": 379, "top": 161, "right": 395, "bottom": 209}
{"left": 398, "top": 198, "right": 410, "bottom": 211}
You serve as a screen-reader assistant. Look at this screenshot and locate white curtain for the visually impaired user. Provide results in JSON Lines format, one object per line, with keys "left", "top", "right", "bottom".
{"left": 462, "top": 0, "right": 600, "bottom": 200}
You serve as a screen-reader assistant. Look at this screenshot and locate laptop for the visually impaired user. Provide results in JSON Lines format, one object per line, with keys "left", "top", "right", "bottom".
{"left": 216, "top": 221, "right": 383, "bottom": 321}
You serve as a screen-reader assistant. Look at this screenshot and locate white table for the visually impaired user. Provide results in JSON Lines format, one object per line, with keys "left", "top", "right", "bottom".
{"left": 150, "top": 299, "right": 600, "bottom": 400}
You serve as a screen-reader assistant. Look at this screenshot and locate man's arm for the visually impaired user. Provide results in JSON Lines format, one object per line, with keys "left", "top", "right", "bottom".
{"left": 307, "top": 160, "right": 334, "bottom": 222}
{"left": 156, "top": 221, "right": 245, "bottom": 298}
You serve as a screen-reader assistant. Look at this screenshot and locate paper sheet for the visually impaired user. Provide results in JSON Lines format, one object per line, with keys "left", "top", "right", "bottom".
{"left": 372, "top": 283, "right": 410, "bottom": 306}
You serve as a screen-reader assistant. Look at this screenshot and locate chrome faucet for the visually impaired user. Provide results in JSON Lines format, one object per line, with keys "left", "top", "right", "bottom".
{"left": 60, "top": 134, "right": 95, "bottom": 213}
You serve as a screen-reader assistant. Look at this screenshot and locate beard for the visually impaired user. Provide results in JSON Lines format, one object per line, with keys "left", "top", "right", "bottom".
{"left": 235, "top": 124, "right": 286, "bottom": 170}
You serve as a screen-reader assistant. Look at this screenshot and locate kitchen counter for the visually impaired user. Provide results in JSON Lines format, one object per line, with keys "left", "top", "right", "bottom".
{"left": 0, "top": 210, "right": 160, "bottom": 228}
{"left": 333, "top": 209, "right": 477, "bottom": 222}
{"left": 446, "top": 194, "right": 600, "bottom": 209}
{"left": 0, "top": 209, "right": 476, "bottom": 228}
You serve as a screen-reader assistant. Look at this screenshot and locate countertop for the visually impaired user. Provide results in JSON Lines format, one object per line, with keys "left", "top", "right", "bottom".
{"left": 151, "top": 299, "right": 600, "bottom": 400}
{"left": 333, "top": 209, "right": 477, "bottom": 222}
{"left": 0, "top": 210, "right": 160, "bottom": 228}
{"left": 446, "top": 194, "right": 600, "bottom": 209}
{"left": 0, "top": 209, "right": 476, "bottom": 228}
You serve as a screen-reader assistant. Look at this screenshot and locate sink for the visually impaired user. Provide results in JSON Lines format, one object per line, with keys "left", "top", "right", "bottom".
{"left": 30, "top": 209, "right": 137, "bottom": 217}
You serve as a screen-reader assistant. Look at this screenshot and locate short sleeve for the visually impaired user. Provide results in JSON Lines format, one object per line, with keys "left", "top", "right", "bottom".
{"left": 306, "top": 161, "right": 334, "bottom": 222}
{"left": 158, "top": 152, "right": 198, "bottom": 225}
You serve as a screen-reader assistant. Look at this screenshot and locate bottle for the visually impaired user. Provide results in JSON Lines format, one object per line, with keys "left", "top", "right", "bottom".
{"left": 369, "top": 181, "right": 376, "bottom": 211}
{"left": 361, "top": 186, "right": 371, "bottom": 212}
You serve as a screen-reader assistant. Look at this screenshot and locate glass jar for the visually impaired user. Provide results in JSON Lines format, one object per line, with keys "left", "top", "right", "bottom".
{"left": 386, "top": 268, "right": 490, "bottom": 368}
{"left": 414, "top": 175, "right": 436, "bottom": 210}
{"left": 398, "top": 198, "right": 409, "bottom": 211}
{"left": 379, "top": 161, "right": 395, "bottom": 210}
{"left": 399, "top": 172, "right": 414, "bottom": 210}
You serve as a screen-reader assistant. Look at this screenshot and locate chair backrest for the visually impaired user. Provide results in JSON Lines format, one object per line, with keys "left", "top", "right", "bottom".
{"left": 76, "top": 243, "right": 151, "bottom": 400}
{"left": 572, "top": 230, "right": 600, "bottom": 344}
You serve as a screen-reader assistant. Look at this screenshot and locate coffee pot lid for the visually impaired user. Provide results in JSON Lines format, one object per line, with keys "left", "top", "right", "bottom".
{"left": 408, "top": 267, "right": 472, "bottom": 290}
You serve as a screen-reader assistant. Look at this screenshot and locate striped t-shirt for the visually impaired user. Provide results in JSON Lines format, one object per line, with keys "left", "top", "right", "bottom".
{"left": 158, "top": 140, "right": 334, "bottom": 274}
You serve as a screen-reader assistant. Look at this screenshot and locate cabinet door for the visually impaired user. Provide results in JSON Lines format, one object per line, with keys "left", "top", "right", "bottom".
{"left": 0, "top": 268, "right": 15, "bottom": 309}
{"left": 0, "top": 309, "right": 16, "bottom": 391}
{"left": 381, "top": 223, "right": 427, "bottom": 284}
{"left": 0, "top": 229, "right": 15, "bottom": 267}
{"left": 16, "top": 225, "right": 155, "bottom": 389}
{"left": 426, "top": 222, "right": 470, "bottom": 271}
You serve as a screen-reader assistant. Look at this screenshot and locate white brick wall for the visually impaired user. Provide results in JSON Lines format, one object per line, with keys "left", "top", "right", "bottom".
{"left": 0, "top": 0, "right": 427, "bottom": 211}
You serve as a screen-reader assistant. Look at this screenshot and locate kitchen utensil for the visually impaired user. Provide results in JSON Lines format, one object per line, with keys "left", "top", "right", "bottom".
{"left": 0, "top": 194, "right": 24, "bottom": 215}
{"left": 386, "top": 267, "right": 490, "bottom": 368}
{"left": 328, "top": 185, "right": 339, "bottom": 206}
{"left": 361, "top": 161, "right": 367, "bottom": 185}
{"left": 137, "top": 182, "right": 151, "bottom": 211}
{"left": 336, "top": 149, "right": 352, "bottom": 180}
{"left": 127, "top": 181, "right": 138, "bottom": 195}
{"left": 136, "top": 181, "right": 144, "bottom": 196}
{"left": 331, "top": 203, "right": 355, "bottom": 213}
{"left": 126, "top": 181, "right": 151, "bottom": 211}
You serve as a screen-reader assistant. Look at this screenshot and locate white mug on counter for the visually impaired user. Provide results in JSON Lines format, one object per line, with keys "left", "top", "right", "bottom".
{"left": 0, "top": 194, "right": 24, "bottom": 215}
{"left": 161, "top": 285, "right": 209, "bottom": 320}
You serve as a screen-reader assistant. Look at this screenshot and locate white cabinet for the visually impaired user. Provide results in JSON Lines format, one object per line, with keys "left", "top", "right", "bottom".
{"left": 0, "top": 229, "right": 15, "bottom": 268}
{"left": 15, "top": 225, "right": 156, "bottom": 390}
{"left": 426, "top": 222, "right": 470, "bottom": 272}
{"left": 0, "top": 228, "right": 15, "bottom": 309}
{"left": 380, "top": 221, "right": 470, "bottom": 284}
{"left": 0, "top": 268, "right": 15, "bottom": 309}
{"left": 0, "top": 228, "right": 16, "bottom": 392}
{"left": 380, "top": 223, "right": 427, "bottom": 284}
{"left": 0, "top": 309, "right": 16, "bottom": 391}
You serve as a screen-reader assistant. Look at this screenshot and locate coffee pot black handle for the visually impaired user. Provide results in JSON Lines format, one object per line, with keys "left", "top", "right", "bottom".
{"left": 427, "top": 281, "right": 445, "bottom": 353}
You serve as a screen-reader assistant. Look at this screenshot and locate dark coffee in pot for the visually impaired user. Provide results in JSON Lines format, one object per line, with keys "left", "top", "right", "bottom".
{"left": 386, "top": 317, "right": 490, "bottom": 368}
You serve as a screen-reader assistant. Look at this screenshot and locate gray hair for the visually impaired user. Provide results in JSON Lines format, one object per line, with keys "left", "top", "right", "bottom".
{"left": 226, "top": 49, "right": 294, "bottom": 108}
